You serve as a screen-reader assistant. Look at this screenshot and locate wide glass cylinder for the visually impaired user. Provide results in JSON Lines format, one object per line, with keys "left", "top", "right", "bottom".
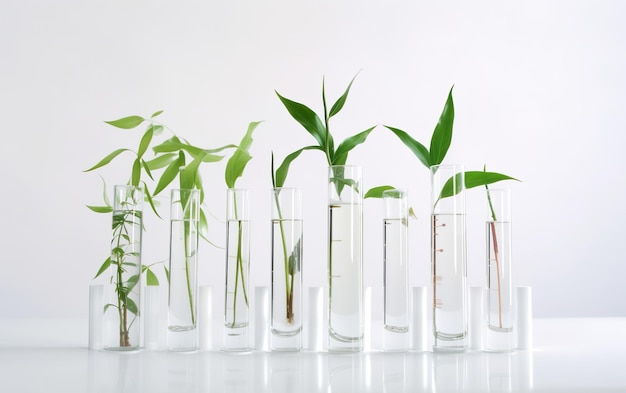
{"left": 328, "top": 165, "right": 363, "bottom": 352}
{"left": 167, "top": 188, "right": 200, "bottom": 351}
{"left": 224, "top": 188, "right": 251, "bottom": 351}
{"left": 103, "top": 185, "right": 143, "bottom": 350}
{"left": 270, "top": 188, "right": 303, "bottom": 351}
{"left": 430, "top": 164, "right": 467, "bottom": 352}
{"left": 484, "top": 188, "right": 514, "bottom": 352}
{"left": 382, "top": 189, "right": 409, "bottom": 351}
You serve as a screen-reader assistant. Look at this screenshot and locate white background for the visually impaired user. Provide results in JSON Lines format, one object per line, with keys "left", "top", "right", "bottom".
{"left": 1, "top": 1, "right": 624, "bottom": 319}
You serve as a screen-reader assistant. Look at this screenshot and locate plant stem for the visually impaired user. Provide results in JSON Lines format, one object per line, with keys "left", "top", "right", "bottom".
{"left": 183, "top": 219, "right": 196, "bottom": 326}
{"left": 229, "top": 193, "right": 249, "bottom": 328}
{"left": 486, "top": 186, "right": 503, "bottom": 329}
{"left": 273, "top": 189, "right": 294, "bottom": 323}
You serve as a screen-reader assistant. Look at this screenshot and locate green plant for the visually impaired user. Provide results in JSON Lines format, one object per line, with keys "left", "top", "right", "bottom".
{"left": 85, "top": 111, "right": 236, "bottom": 344}
{"left": 224, "top": 121, "right": 262, "bottom": 328}
{"left": 271, "top": 153, "right": 302, "bottom": 324}
{"left": 274, "top": 73, "right": 375, "bottom": 191}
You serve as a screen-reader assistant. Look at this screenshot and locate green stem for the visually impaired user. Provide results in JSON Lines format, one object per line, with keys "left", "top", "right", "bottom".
{"left": 183, "top": 218, "right": 196, "bottom": 326}
{"left": 485, "top": 185, "right": 503, "bottom": 328}
{"left": 273, "top": 189, "right": 294, "bottom": 322}
{"left": 229, "top": 192, "right": 249, "bottom": 328}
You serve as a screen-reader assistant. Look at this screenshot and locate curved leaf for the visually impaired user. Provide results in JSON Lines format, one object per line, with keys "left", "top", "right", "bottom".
{"left": 225, "top": 121, "right": 262, "bottom": 188}
{"left": 439, "top": 171, "right": 519, "bottom": 200}
{"left": 429, "top": 86, "right": 455, "bottom": 165}
{"left": 150, "top": 110, "right": 164, "bottom": 118}
{"left": 131, "top": 158, "right": 141, "bottom": 186}
{"left": 137, "top": 127, "right": 154, "bottom": 159}
{"left": 332, "top": 126, "right": 376, "bottom": 165}
{"left": 84, "top": 148, "right": 131, "bottom": 172}
{"left": 145, "top": 153, "right": 178, "bottom": 170}
{"left": 105, "top": 115, "right": 144, "bottom": 129}
{"left": 275, "top": 91, "right": 326, "bottom": 148}
{"left": 329, "top": 72, "right": 360, "bottom": 118}
{"left": 153, "top": 153, "right": 183, "bottom": 196}
{"left": 274, "top": 145, "right": 321, "bottom": 188}
{"left": 386, "top": 126, "right": 431, "bottom": 168}
{"left": 86, "top": 205, "right": 113, "bottom": 213}
{"left": 94, "top": 257, "right": 111, "bottom": 279}
{"left": 364, "top": 185, "right": 396, "bottom": 199}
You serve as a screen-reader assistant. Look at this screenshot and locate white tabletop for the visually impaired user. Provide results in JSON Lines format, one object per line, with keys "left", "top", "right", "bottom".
{"left": 1, "top": 318, "right": 625, "bottom": 392}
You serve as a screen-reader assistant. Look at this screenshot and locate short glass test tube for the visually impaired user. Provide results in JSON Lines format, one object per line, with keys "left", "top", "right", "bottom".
{"left": 270, "top": 187, "right": 303, "bottom": 351}
{"left": 167, "top": 188, "right": 200, "bottom": 351}
{"left": 224, "top": 188, "right": 251, "bottom": 351}
{"left": 382, "top": 189, "right": 409, "bottom": 351}
{"left": 430, "top": 164, "right": 467, "bottom": 352}
{"left": 484, "top": 188, "right": 514, "bottom": 352}
{"left": 328, "top": 165, "right": 364, "bottom": 352}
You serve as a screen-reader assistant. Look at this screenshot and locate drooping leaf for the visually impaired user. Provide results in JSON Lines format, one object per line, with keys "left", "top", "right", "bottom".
{"left": 329, "top": 72, "right": 360, "bottom": 118}
{"left": 273, "top": 146, "right": 321, "bottom": 188}
{"left": 438, "top": 171, "right": 519, "bottom": 200}
{"left": 429, "top": 86, "right": 455, "bottom": 166}
{"left": 143, "top": 184, "right": 161, "bottom": 219}
{"left": 332, "top": 126, "right": 376, "bottom": 165}
{"left": 94, "top": 257, "right": 111, "bottom": 279}
{"left": 137, "top": 127, "right": 154, "bottom": 159}
{"left": 153, "top": 153, "right": 183, "bottom": 196}
{"left": 86, "top": 205, "right": 113, "bottom": 213}
{"left": 105, "top": 115, "right": 144, "bottom": 129}
{"left": 141, "top": 159, "right": 154, "bottom": 181}
{"left": 84, "top": 148, "right": 131, "bottom": 172}
{"left": 364, "top": 185, "right": 396, "bottom": 199}
{"left": 386, "top": 126, "right": 431, "bottom": 168}
{"left": 131, "top": 158, "right": 141, "bottom": 186}
{"left": 225, "top": 121, "right": 262, "bottom": 188}
{"left": 151, "top": 110, "right": 164, "bottom": 118}
{"left": 275, "top": 91, "right": 327, "bottom": 148}
{"left": 145, "top": 153, "right": 178, "bottom": 170}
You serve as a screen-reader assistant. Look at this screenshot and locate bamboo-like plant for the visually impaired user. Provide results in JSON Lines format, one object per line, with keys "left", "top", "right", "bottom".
{"left": 86, "top": 111, "right": 236, "bottom": 344}
{"left": 224, "top": 121, "right": 262, "bottom": 328}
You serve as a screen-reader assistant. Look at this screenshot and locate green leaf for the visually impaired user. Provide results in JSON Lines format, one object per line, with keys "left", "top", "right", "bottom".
{"left": 126, "top": 297, "right": 138, "bottom": 315}
{"left": 274, "top": 146, "right": 321, "bottom": 188}
{"left": 141, "top": 159, "right": 154, "bottom": 181}
{"left": 84, "top": 148, "right": 131, "bottom": 172}
{"left": 332, "top": 126, "right": 376, "bottom": 165}
{"left": 153, "top": 153, "right": 183, "bottom": 196}
{"left": 180, "top": 152, "right": 204, "bottom": 191}
{"left": 137, "top": 127, "right": 154, "bottom": 159}
{"left": 131, "top": 158, "right": 141, "bottom": 187}
{"left": 151, "top": 110, "right": 164, "bottom": 118}
{"left": 143, "top": 184, "right": 161, "bottom": 219}
{"left": 364, "top": 185, "right": 395, "bottom": 199}
{"left": 429, "top": 86, "right": 455, "bottom": 166}
{"left": 105, "top": 115, "right": 145, "bottom": 129}
{"left": 94, "top": 257, "right": 111, "bottom": 279}
{"left": 145, "top": 153, "right": 178, "bottom": 170}
{"left": 144, "top": 267, "right": 159, "bottom": 286}
{"left": 86, "top": 205, "right": 113, "bottom": 213}
{"left": 329, "top": 72, "right": 360, "bottom": 118}
{"left": 386, "top": 126, "right": 431, "bottom": 168}
{"left": 152, "top": 137, "right": 229, "bottom": 161}
{"left": 439, "top": 171, "right": 519, "bottom": 200}
{"left": 225, "top": 121, "right": 262, "bottom": 188}
{"left": 276, "top": 91, "right": 327, "bottom": 148}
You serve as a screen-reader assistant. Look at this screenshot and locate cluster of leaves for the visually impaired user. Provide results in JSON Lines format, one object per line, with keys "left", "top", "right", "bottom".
{"left": 365, "top": 87, "right": 518, "bottom": 201}
{"left": 272, "top": 73, "right": 375, "bottom": 188}
{"left": 86, "top": 111, "right": 240, "bottom": 284}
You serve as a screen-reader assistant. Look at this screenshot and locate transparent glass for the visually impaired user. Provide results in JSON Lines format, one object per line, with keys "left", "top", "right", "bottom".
{"left": 383, "top": 189, "right": 409, "bottom": 351}
{"left": 224, "top": 188, "right": 251, "bottom": 351}
{"left": 430, "top": 164, "right": 467, "bottom": 352}
{"left": 271, "top": 188, "right": 303, "bottom": 351}
{"left": 328, "top": 165, "right": 363, "bottom": 352}
{"left": 167, "top": 188, "right": 200, "bottom": 351}
{"left": 103, "top": 185, "right": 143, "bottom": 350}
{"left": 485, "top": 188, "right": 514, "bottom": 352}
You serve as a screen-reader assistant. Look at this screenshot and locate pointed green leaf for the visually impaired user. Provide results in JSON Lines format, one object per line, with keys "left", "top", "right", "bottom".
{"left": 386, "top": 126, "right": 431, "bottom": 168}
{"left": 141, "top": 159, "right": 154, "bottom": 181}
{"left": 137, "top": 127, "right": 154, "bottom": 159}
{"left": 439, "top": 171, "right": 519, "bottom": 200}
{"left": 364, "top": 185, "right": 396, "bottom": 199}
{"left": 143, "top": 184, "right": 161, "bottom": 219}
{"left": 332, "top": 126, "right": 376, "bottom": 165}
{"left": 274, "top": 145, "right": 321, "bottom": 188}
{"left": 153, "top": 153, "right": 183, "bottom": 196}
{"left": 94, "top": 257, "right": 111, "bottom": 279}
{"left": 429, "top": 86, "right": 455, "bottom": 165}
{"left": 105, "top": 115, "right": 145, "bottom": 129}
{"left": 329, "top": 72, "right": 360, "bottom": 118}
{"left": 276, "top": 91, "right": 327, "bottom": 148}
{"left": 225, "top": 121, "right": 262, "bottom": 188}
{"left": 131, "top": 158, "right": 141, "bottom": 186}
{"left": 126, "top": 297, "right": 138, "bottom": 315}
{"left": 145, "top": 153, "right": 178, "bottom": 170}
{"left": 144, "top": 267, "right": 159, "bottom": 286}
{"left": 151, "top": 110, "right": 164, "bottom": 118}
{"left": 84, "top": 148, "right": 131, "bottom": 172}
{"left": 86, "top": 205, "right": 113, "bottom": 213}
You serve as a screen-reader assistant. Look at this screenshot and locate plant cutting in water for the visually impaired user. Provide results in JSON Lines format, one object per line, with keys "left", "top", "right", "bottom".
{"left": 271, "top": 153, "right": 302, "bottom": 325}
{"left": 224, "top": 121, "right": 262, "bottom": 328}
{"left": 86, "top": 110, "right": 236, "bottom": 345}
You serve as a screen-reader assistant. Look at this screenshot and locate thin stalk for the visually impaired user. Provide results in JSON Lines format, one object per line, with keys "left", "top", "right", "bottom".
{"left": 183, "top": 219, "right": 196, "bottom": 326}
{"left": 486, "top": 186, "right": 503, "bottom": 329}
{"left": 273, "top": 189, "right": 294, "bottom": 323}
{"left": 113, "top": 211, "right": 131, "bottom": 347}
{"left": 229, "top": 192, "right": 249, "bottom": 328}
